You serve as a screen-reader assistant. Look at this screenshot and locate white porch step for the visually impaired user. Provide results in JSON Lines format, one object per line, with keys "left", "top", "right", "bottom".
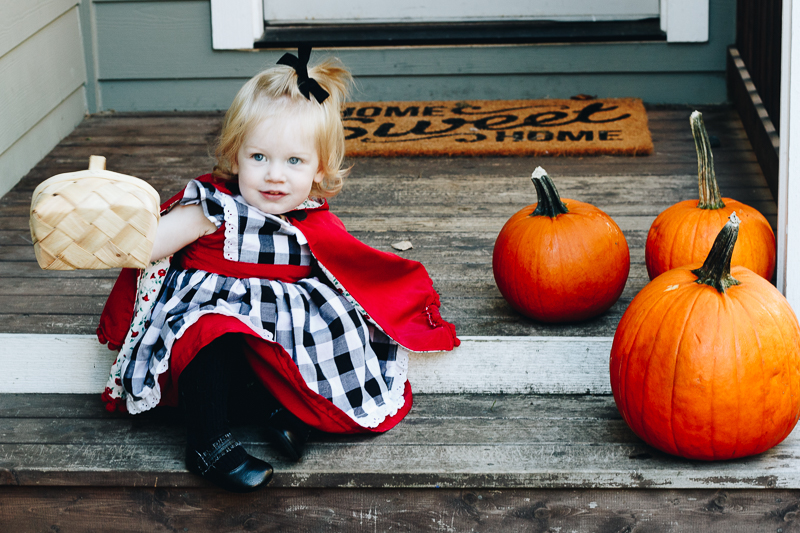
{"left": 0, "top": 334, "right": 613, "bottom": 394}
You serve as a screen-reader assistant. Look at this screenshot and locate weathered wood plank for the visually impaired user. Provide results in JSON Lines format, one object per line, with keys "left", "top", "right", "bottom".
{"left": 50, "top": 129, "right": 755, "bottom": 150}
{"left": 0, "top": 263, "right": 118, "bottom": 278}
{"left": 2, "top": 486, "right": 798, "bottom": 533}
{"left": 0, "top": 393, "right": 623, "bottom": 420}
{"left": 3, "top": 174, "right": 777, "bottom": 209}
{"left": 0, "top": 314, "right": 100, "bottom": 335}
{"left": 30, "top": 149, "right": 767, "bottom": 178}
{"left": 0, "top": 213, "right": 657, "bottom": 234}
{"left": 0, "top": 277, "right": 114, "bottom": 296}
{"left": 0, "top": 256, "right": 645, "bottom": 336}
{"left": 0, "top": 311, "right": 629, "bottom": 337}
{"left": 44, "top": 132, "right": 761, "bottom": 155}
{"left": 0, "top": 416, "right": 641, "bottom": 447}
{"left": 2, "top": 437, "right": 800, "bottom": 489}
{"left": 0, "top": 295, "right": 104, "bottom": 314}
{"left": 1, "top": 389, "right": 799, "bottom": 491}
{"left": 14, "top": 168, "right": 768, "bottom": 216}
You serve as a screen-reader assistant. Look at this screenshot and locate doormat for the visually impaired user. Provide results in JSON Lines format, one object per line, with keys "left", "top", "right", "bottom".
{"left": 343, "top": 98, "right": 653, "bottom": 157}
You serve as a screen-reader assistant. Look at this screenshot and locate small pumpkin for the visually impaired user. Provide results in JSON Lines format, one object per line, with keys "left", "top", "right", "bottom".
{"left": 611, "top": 213, "right": 800, "bottom": 460}
{"left": 492, "top": 167, "right": 630, "bottom": 323}
{"left": 645, "top": 111, "right": 775, "bottom": 281}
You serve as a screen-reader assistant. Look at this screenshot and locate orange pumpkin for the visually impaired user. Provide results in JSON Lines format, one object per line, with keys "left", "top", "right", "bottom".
{"left": 645, "top": 111, "right": 775, "bottom": 281}
{"left": 492, "top": 167, "right": 630, "bottom": 323}
{"left": 611, "top": 213, "right": 800, "bottom": 460}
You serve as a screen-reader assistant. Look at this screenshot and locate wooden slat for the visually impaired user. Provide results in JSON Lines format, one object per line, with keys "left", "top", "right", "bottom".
{"left": 1, "top": 486, "right": 799, "bottom": 532}
{"left": 1, "top": 392, "right": 800, "bottom": 490}
{"left": 0, "top": 262, "right": 119, "bottom": 278}
{"left": 3, "top": 438, "right": 800, "bottom": 489}
{"left": 0, "top": 315, "right": 101, "bottom": 335}
{"left": 4, "top": 176, "right": 777, "bottom": 213}
{"left": 0, "top": 417, "right": 641, "bottom": 447}
{"left": 0, "top": 278, "right": 114, "bottom": 296}
{"left": 35, "top": 146, "right": 767, "bottom": 175}
{"left": 0, "top": 393, "right": 622, "bottom": 420}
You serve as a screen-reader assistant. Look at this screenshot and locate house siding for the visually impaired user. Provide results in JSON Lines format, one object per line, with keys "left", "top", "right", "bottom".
{"left": 90, "top": 0, "right": 736, "bottom": 112}
{"left": 0, "top": 1, "right": 87, "bottom": 197}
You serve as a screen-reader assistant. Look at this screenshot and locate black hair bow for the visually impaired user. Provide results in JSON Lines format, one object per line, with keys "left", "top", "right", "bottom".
{"left": 277, "top": 46, "right": 330, "bottom": 104}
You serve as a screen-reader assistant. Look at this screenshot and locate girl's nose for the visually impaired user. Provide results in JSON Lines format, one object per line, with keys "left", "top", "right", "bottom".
{"left": 264, "top": 164, "right": 285, "bottom": 182}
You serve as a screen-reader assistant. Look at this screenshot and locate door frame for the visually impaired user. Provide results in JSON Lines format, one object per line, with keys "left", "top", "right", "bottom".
{"left": 210, "top": 0, "right": 708, "bottom": 49}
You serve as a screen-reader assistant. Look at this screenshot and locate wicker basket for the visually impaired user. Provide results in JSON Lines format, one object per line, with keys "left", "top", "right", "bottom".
{"left": 30, "top": 156, "right": 160, "bottom": 270}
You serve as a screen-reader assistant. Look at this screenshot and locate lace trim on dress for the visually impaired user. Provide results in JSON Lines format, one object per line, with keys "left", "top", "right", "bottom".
{"left": 103, "top": 257, "right": 171, "bottom": 414}
{"left": 309, "top": 250, "right": 412, "bottom": 426}
{"left": 181, "top": 180, "right": 225, "bottom": 228}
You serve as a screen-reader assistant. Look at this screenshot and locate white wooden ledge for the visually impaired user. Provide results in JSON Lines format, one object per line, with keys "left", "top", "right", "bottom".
{"left": 0, "top": 335, "right": 613, "bottom": 394}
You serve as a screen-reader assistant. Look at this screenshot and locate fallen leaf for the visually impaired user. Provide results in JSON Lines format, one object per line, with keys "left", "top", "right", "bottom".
{"left": 391, "top": 240, "right": 413, "bottom": 251}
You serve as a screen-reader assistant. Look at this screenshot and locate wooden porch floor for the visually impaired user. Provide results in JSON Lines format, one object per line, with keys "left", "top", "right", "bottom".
{"left": 2, "top": 106, "right": 796, "bottom": 531}
{"left": 0, "top": 106, "right": 776, "bottom": 337}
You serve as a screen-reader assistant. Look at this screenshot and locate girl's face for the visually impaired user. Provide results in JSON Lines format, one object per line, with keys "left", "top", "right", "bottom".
{"left": 233, "top": 115, "right": 323, "bottom": 215}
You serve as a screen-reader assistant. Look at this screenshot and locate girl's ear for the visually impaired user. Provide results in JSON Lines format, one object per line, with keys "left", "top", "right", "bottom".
{"left": 231, "top": 159, "right": 239, "bottom": 175}
{"left": 314, "top": 168, "right": 324, "bottom": 184}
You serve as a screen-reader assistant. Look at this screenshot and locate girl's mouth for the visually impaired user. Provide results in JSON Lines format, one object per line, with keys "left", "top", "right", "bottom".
{"left": 261, "top": 191, "right": 286, "bottom": 198}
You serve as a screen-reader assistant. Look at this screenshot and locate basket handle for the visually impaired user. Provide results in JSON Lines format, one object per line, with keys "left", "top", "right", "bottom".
{"left": 88, "top": 155, "right": 107, "bottom": 170}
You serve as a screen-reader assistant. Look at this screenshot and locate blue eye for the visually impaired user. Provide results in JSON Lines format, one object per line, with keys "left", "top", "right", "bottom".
{"left": 288, "top": 157, "right": 300, "bottom": 165}
{"left": 253, "top": 154, "right": 264, "bottom": 162}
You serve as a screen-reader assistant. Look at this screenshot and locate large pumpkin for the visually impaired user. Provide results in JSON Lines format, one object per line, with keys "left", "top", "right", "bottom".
{"left": 645, "top": 111, "right": 775, "bottom": 280}
{"left": 492, "top": 167, "right": 630, "bottom": 323}
{"left": 611, "top": 213, "right": 800, "bottom": 460}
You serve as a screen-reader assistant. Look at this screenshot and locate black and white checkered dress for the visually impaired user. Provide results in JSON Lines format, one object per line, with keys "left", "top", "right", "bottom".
{"left": 121, "top": 180, "right": 408, "bottom": 428}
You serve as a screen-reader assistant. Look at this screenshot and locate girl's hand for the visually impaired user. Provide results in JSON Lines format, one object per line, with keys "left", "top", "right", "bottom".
{"left": 149, "top": 204, "right": 217, "bottom": 262}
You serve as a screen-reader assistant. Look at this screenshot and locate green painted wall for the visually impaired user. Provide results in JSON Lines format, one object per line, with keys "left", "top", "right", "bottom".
{"left": 0, "top": 1, "right": 87, "bottom": 197}
{"left": 87, "top": 0, "right": 736, "bottom": 112}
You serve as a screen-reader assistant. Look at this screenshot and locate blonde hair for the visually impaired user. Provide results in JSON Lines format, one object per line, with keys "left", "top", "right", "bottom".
{"left": 213, "top": 57, "right": 352, "bottom": 198}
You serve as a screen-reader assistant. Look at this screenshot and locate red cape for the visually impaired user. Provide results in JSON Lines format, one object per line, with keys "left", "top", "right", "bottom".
{"left": 97, "top": 175, "right": 459, "bottom": 433}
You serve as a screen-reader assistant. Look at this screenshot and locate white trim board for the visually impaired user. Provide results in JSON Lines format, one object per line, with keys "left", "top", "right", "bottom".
{"left": 210, "top": 0, "right": 264, "bottom": 50}
{"left": 779, "top": 0, "right": 800, "bottom": 311}
{"left": 659, "top": 0, "right": 708, "bottom": 43}
{"left": 0, "top": 335, "right": 613, "bottom": 395}
{"left": 210, "top": 0, "right": 708, "bottom": 49}
{"left": 262, "top": 1, "right": 661, "bottom": 25}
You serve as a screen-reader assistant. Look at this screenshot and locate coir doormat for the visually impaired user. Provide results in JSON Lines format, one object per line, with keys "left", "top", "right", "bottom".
{"left": 343, "top": 98, "right": 653, "bottom": 157}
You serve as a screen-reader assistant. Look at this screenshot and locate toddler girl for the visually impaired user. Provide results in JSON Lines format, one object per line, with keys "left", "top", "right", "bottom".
{"left": 97, "top": 47, "right": 460, "bottom": 492}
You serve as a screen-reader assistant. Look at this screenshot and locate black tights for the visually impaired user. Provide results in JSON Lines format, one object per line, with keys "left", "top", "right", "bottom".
{"left": 178, "top": 334, "right": 286, "bottom": 471}
{"left": 180, "top": 334, "right": 299, "bottom": 466}
{"left": 179, "top": 334, "right": 241, "bottom": 449}
{"left": 179, "top": 334, "right": 282, "bottom": 432}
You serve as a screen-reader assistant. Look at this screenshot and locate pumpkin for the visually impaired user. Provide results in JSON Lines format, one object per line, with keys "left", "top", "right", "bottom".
{"left": 610, "top": 213, "right": 800, "bottom": 460}
{"left": 645, "top": 111, "right": 775, "bottom": 281}
{"left": 492, "top": 167, "right": 630, "bottom": 323}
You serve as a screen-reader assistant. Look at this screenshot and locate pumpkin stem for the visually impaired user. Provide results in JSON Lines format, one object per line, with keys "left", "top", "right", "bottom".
{"left": 691, "top": 212, "right": 742, "bottom": 293}
{"left": 691, "top": 111, "right": 725, "bottom": 210}
{"left": 530, "top": 167, "right": 569, "bottom": 218}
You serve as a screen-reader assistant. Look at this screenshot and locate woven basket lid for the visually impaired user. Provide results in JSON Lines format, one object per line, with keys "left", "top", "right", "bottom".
{"left": 30, "top": 156, "right": 161, "bottom": 270}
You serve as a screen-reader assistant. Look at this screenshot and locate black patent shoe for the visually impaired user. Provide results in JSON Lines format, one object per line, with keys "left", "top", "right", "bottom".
{"left": 265, "top": 408, "right": 311, "bottom": 461}
{"left": 186, "top": 432, "right": 273, "bottom": 492}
